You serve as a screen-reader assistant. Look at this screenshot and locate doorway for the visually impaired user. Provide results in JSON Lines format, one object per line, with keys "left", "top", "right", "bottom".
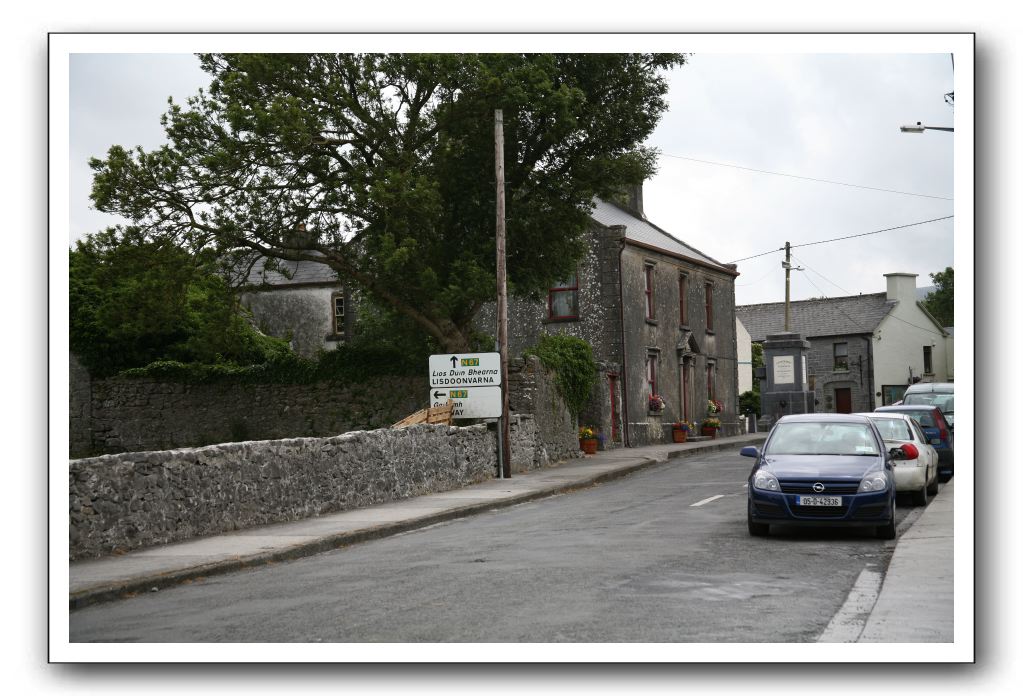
{"left": 835, "top": 387, "right": 852, "bottom": 414}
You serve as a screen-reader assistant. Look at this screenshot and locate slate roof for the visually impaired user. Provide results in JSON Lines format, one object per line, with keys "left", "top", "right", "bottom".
{"left": 590, "top": 199, "right": 733, "bottom": 274}
{"left": 736, "top": 293, "right": 896, "bottom": 342}
{"left": 235, "top": 251, "right": 341, "bottom": 288}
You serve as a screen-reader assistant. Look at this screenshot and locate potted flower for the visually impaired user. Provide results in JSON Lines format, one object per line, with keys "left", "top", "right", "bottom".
{"left": 701, "top": 416, "right": 721, "bottom": 438}
{"left": 648, "top": 394, "right": 666, "bottom": 413}
{"left": 672, "top": 420, "right": 692, "bottom": 443}
{"left": 578, "top": 425, "right": 600, "bottom": 455}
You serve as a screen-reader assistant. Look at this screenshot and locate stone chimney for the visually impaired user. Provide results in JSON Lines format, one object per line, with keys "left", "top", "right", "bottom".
{"left": 884, "top": 272, "right": 918, "bottom": 303}
{"left": 626, "top": 183, "right": 645, "bottom": 219}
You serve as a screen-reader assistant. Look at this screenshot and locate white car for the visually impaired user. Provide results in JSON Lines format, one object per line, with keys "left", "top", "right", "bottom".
{"left": 857, "top": 412, "right": 939, "bottom": 505}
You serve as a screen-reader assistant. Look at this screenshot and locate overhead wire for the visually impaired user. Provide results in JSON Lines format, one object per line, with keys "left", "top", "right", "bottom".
{"left": 658, "top": 152, "right": 954, "bottom": 201}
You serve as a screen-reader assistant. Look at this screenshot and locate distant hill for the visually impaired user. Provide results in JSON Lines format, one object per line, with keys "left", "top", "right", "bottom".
{"left": 916, "top": 285, "right": 935, "bottom": 301}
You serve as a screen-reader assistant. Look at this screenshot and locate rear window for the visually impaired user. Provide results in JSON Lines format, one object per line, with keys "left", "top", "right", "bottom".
{"left": 870, "top": 418, "right": 913, "bottom": 441}
{"left": 903, "top": 392, "right": 954, "bottom": 414}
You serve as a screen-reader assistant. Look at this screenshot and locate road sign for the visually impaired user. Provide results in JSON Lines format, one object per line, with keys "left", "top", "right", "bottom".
{"left": 428, "top": 386, "right": 502, "bottom": 419}
{"left": 429, "top": 352, "right": 502, "bottom": 388}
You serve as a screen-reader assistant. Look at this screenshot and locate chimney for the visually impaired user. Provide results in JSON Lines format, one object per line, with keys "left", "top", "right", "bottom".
{"left": 884, "top": 272, "right": 918, "bottom": 303}
{"left": 626, "top": 183, "right": 645, "bottom": 219}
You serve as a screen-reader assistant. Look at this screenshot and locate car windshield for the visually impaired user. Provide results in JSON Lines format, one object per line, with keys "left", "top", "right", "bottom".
{"left": 765, "top": 422, "right": 880, "bottom": 456}
{"left": 869, "top": 418, "right": 913, "bottom": 441}
{"left": 903, "top": 392, "right": 954, "bottom": 415}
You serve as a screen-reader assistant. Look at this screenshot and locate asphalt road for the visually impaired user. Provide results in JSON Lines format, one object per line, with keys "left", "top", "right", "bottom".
{"left": 70, "top": 451, "right": 913, "bottom": 642}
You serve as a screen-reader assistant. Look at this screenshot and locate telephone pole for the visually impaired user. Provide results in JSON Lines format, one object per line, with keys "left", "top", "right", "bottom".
{"left": 784, "top": 241, "right": 791, "bottom": 332}
{"left": 495, "top": 109, "right": 511, "bottom": 479}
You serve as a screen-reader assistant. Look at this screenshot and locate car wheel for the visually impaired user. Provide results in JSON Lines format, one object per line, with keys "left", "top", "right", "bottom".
{"left": 927, "top": 472, "right": 939, "bottom": 496}
{"left": 748, "top": 509, "right": 769, "bottom": 537}
{"left": 912, "top": 483, "right": 929, "bottom": 506}
{"left": 876, "top": 506, "right": 897, "bottom": 540}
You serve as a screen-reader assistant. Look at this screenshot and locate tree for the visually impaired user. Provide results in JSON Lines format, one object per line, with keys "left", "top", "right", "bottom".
{"left": 90, "top": 53, "right": 687, "bottom": 352}
{"left": 70, "top": 228, "right": 290, "bottom": 375}
{"left": 923, "top": 266, "right": 953, "bottom": 327}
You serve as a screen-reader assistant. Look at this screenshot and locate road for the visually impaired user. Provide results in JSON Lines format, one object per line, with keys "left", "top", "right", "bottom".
{"left": 70, "top": 451, "right": 915, "bottom": 642}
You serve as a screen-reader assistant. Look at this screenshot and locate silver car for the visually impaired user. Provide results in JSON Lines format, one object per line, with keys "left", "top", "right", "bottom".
{"left": 857, "top": 412, "right": 939, "bottom": 506}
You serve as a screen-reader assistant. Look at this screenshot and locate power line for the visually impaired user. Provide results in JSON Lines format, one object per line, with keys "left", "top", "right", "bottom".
{"left": 793, "top": 256, "right": 948, "bottom": 339}
{"left": 658, "top": 153, "right": 954, "bottom": 201}
{"left": 728, "top": 215, "right": 954, "bottom": 264}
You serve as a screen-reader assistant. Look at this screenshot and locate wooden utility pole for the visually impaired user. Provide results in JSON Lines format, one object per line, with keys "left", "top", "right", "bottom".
{"left": 495, "top": 109, "right": 511, "bottom": 479}
{"left": 784, "top": 241, "right": 791, "bottom": 332}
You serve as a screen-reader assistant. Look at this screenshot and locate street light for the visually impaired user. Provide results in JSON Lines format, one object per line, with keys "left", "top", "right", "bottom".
{"left": 900, "top": 121, "right": 954, "bottom": 133}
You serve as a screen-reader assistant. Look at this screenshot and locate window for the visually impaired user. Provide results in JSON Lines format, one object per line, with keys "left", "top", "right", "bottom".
{"left": 332, "top": 292, "right": 345, "bottom": 336}
{"left": 704, "top": 282, "right": 713, "bottom": 331}
{"left": 833, "top": 342, "right": 849, "bottom": 370}
{"left": 923, "top": 345, "right": 933, "bottom": 373}
{"left": 646, "top": 353, "right": 658, "bottom": 397}
{"left": 644, "top": 264, "right": 655, "bottom": 320}
{"left": 547, "top": 273, "right": 579, "bottom": 320}
{"left": 678, "top": 273, "right": 688, "bottom": 325}
{"left": 706, "top": 361, "right": 716, "bottom": 401}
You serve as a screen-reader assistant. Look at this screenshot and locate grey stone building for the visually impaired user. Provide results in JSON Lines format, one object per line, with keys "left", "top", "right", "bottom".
{"left": 478, "top": 189, "right": 742, "bottom": 447}
{"left": 736, "top": 272, "right": 952, "bottom": 414}
{"left": 236, "top": 252, "right": 355, "bottom": 358}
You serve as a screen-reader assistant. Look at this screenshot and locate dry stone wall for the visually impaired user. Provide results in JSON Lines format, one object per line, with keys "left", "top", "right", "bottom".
{"left": 69, "top": 423, "right": 500, "bottom": 560}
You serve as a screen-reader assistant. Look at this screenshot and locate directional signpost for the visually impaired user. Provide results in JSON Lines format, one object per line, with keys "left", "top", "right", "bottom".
{"left": 428, "top": 353, "right": 502, "bottom": 420}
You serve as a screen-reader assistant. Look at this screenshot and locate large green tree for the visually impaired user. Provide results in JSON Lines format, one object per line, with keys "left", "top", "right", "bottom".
{"left": 70, "top": 228, "right": 289, "bottom": 375}
{"left": 923, "top": 266, "right": 953, "bottom": 327}
{"left": 90, "top": 53, "right": 686, "bottom": 351}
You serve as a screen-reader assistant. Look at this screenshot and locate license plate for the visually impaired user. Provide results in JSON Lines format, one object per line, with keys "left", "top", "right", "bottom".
{"left": 797, "top": 495, "right": 842, "bottom": 507}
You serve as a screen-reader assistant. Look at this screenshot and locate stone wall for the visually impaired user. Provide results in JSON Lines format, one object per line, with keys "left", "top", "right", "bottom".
{"left": 507, "top": 356, "right": 583, "bottom": 467}
{"left": 77, "top": 374, "right": 427, "bottom": 457}
{"left": 69, "top": 354, "right": 92, "bottom": 457}
{"left": 69, "top": 423, "right": 500, "bottom": 560}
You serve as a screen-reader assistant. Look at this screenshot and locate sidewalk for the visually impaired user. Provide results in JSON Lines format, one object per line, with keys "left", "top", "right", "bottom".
{"left": 69, "top": 433, "right": 766, "bottom": 610}
{"left": 857, "top": 478, "right": 954, "bottom": 642}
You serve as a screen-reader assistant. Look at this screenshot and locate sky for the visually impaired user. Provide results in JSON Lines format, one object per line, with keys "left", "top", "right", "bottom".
{"left": 68, "top": 48, "right": 957, "bottom": 307}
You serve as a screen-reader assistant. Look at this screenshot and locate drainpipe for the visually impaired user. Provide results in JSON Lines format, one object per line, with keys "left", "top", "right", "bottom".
{"left": 617, "top": 237, "right": 630, "bottom": 447}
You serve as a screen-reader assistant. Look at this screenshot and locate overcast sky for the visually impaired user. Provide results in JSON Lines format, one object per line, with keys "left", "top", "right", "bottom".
{"left": 68, "top": 50, "right": 956, "bottom": 306}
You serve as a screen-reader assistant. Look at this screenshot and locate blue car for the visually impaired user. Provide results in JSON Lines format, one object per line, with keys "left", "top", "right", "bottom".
{"left": 743, "top": 414, "right": 908, "bottom": 540}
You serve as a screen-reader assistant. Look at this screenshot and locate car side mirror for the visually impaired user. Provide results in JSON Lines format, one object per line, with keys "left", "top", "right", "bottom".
{"left": 740, "top": 446, "right": 759, "bottom": 458}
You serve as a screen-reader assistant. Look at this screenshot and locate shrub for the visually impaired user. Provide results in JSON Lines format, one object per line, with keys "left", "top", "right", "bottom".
{"left": 525, "top": 334, "right": 597, "bottom": 416}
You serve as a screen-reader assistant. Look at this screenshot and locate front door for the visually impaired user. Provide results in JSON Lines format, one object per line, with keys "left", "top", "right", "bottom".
{"left": 835, "top": 387, "right": 852, "bottom": 414}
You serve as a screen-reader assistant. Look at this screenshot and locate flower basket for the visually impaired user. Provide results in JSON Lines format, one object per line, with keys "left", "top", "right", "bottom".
{"left": 672, "top": 420, "right": 692, "bottom": 443}
{"left": 702, "top": 417, "right": 721, "bottom": 438}
{"left": 648, "top": 394, "right": 665, "bottom": 414}
{"left": 578, "top": 425, "right": 600, "bottom": 454}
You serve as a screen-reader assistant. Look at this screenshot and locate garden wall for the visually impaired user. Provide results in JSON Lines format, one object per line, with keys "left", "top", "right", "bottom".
{"left": 70, "top": 421, "right": 521, "bottom": 560}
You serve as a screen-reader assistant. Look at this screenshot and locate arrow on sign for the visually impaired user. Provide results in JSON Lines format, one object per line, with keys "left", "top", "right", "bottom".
{"left": 450, "top": 355, "right": 458, "bottom": 368}
{"left": 434, "top": 390, "right": 446, "bottom": 399}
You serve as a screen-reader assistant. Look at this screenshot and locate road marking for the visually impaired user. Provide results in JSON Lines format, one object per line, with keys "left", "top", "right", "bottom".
{"left": 817, "top": 565, "right": 884, "bottom": 642}
{"left": 690, "top": 494, "right": 725, "bottom": 507}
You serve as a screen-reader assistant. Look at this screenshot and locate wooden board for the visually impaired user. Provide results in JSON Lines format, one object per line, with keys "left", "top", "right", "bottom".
{"left": 392, "top": 401, "right": 453, "bottom": 428}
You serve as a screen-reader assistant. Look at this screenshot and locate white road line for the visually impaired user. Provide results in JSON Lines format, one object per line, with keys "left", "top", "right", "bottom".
{"left": 690, "top": 494, "right": 725, "bottom": 507}
{"left": 817, "top": 566, "right": 884, "bottom": 642}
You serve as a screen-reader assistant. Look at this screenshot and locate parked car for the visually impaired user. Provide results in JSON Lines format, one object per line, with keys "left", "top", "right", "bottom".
{"left": 857, "top": 412, "right": 939, "bottom": 505}
{"left": 874, "top": 404, "right": 954, "bottom": 481}
{"left": 901, "top": 382, "right": 954, "bottom": 427}
{"left": 742, "top": 414, "right": 903, "bottom": 540}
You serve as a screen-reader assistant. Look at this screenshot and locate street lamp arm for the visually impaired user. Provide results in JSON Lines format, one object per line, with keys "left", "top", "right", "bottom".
{"left": 900, "top": 121, "right": 954, "bottom": 133}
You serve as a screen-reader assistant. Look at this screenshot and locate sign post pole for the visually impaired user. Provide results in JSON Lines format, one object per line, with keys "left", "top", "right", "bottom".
{"left": 495, "top": 109, "right": 511, "bottom": 478}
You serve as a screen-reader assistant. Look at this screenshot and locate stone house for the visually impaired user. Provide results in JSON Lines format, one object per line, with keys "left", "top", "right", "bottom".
{"left": 236, "top": 252, "right": 355, "bottom": 358}
{"left": 478, "top": 189, "right": 742, "bottom": 447}
{"left": 736, "top": 272, "right": 952, "bottom": 413}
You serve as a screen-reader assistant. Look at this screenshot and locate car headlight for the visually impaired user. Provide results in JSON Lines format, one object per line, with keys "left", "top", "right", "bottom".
{"left": 857, "top": 472, "right": 889, "bottom": 493}
{"left": 752, "top": 470, "right": 780, "bottom": 492}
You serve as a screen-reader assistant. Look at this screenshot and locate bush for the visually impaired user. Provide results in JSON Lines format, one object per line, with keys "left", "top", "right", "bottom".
{"left": 525, "top": 334, "right": 597, "bottom": 416}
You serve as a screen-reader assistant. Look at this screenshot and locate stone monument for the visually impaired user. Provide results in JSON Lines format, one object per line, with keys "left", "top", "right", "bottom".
{"left": 757, "top": 332, "right": 815, "bottom": 430}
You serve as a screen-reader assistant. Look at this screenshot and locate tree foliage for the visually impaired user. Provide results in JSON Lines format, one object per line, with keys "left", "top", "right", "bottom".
{"left": 70, "top": 228, "right": 290, "bottom": 376}
{"left": 923, "top": 266, "right": 953, "bottom": 327}
{"left": 89, "top": 53, "right": 686, "bottom": 352}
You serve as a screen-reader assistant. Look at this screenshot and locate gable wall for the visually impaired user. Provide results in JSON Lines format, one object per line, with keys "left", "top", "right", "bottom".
{"left": 872, "top": 301, "right": 950, "bottom": 399}
{"left": 241, "top": 285, "right": 352, "bottom": 358}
